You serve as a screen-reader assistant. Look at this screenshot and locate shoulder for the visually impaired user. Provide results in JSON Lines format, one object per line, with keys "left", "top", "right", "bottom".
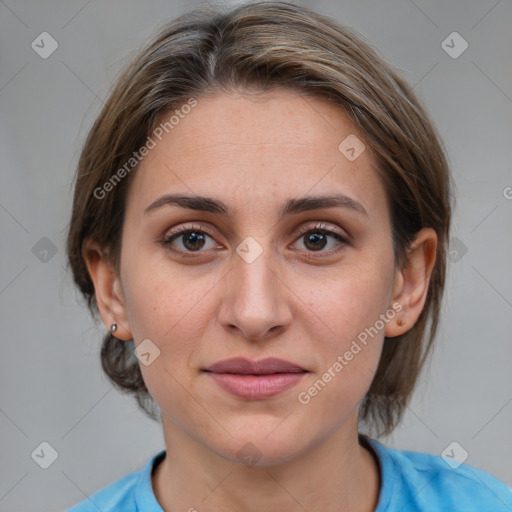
{"left": 366, "top": 437, "right": 512, "bottom": 512}
{"left": 64, "top": 451, "right": 165, "bottom": 512}
{"left": 64, "top": 471, "right": 139, "bottom": 512}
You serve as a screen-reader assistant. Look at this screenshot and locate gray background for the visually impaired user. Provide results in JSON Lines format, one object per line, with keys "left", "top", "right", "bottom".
{"left": 0, "top": 0, "right": 511, "bottom": 510}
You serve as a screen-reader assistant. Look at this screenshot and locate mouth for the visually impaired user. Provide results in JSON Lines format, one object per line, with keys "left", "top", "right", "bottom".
{"left": 202, "top": 357, "right": 309, "bottom": 399}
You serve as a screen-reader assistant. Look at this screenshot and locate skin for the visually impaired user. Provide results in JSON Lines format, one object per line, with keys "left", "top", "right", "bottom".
{"left": 84, "top": 88, "right": 437, "bottom": 512}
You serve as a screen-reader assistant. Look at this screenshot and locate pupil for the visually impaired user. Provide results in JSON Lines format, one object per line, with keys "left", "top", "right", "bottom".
{"left": 306, "top": 233, "right": 326, "bottom": 251}
{"left": 184, "top": 232, "right": 205, "bottom": 251}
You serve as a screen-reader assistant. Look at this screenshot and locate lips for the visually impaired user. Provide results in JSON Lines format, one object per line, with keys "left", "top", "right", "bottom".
{"left": 202, "top": 357, "right": 308, "bottom": 399}
{"left": 204, "top": 357, "right": 307, "bottom": 374}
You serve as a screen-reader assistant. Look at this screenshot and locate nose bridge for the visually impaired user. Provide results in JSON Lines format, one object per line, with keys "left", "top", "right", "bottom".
{"left": 219, "top": 235, "right": 291, "bottom": 340}
{"left": 234, "top": 236, "right": 280, "bottom": 308}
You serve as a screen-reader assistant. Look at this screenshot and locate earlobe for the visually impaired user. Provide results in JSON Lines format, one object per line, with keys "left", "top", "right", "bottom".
{"left": 385, "top": 228, "right": 437, "bottom": 338}
{"left": 82, "top": 240, "right": 132, "bottom": 341}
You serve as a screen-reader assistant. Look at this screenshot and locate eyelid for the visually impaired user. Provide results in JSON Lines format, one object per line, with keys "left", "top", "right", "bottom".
{"left": 162, "top": 221, "right": 211, "bottom": 234}
{"left": 162, "top": 221, "right": 348, "bottom": 241}
{"left": 159, "top": 223, "right": 218, "bottom": 245}
{"left": 295, "top": 221, "right": 348, "bottom": 240}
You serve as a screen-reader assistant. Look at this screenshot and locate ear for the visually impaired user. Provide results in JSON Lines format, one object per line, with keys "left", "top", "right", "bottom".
{"left": 385, "top": 228, "right": 437, "bottom": 337}
{"left": 82, "top": 240, "right": 132, "bottom": 341}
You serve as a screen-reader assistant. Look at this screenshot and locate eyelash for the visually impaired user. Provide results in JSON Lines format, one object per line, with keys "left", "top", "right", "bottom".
{"left": 158, "top": 222, "right": 349, "bottom": 257}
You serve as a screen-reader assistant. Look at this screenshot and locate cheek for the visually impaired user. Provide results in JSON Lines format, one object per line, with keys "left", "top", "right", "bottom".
{"left": 293, "top": 251, "right": 395, "bottom": 402}
{"left": 120, "top": 253, "right": 229, "bottom": 405}
{"left": 120, "top": 263, "right": 216, "bottom": 418}
{"left": 299, "top": 254, "right": 395, "bottom": 348}
{"left": 124, "top": 268, "right": 215, "bottom": 347}
{"left": 294, "top": 282, "right": 389, "bottom": 427}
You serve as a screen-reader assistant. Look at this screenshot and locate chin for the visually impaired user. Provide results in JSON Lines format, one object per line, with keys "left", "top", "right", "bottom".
{"left": 208, "top": 429, "right": 308, "bottom": 467}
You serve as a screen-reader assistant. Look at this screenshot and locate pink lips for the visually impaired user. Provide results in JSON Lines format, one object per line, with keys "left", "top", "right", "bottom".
{"left": 203, "top": 357, "right": 308, "bottom": 399}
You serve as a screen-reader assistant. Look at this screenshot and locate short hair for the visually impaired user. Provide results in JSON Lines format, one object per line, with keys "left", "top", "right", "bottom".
{"left": 66, "top": 0, "right": 452, "bottom": 437}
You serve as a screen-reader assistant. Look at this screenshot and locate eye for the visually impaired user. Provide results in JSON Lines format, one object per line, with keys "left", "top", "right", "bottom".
{"left": 159, "top": 222, "right": 349, "bottom": 257}
{"left": 292, "top": 222, "right": 349, "bottom": 255}
{"left": 159, "top": 224, "right": 218, "bottom": 253}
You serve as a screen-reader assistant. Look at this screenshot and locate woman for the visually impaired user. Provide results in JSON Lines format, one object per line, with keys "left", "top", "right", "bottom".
{"left": 65, "top": 1, "right": 512, "bottom": 510}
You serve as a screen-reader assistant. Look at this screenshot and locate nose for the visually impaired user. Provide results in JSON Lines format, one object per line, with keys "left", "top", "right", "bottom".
{"left": 218, "top": 240, "right": 293, "bottom": 342}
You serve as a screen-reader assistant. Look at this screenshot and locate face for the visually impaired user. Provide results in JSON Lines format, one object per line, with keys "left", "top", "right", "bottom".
{"left": 115, "top": 89, "right": 400, "bottom": 464}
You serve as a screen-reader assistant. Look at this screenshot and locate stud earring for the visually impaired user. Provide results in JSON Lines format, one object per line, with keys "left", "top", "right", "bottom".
{"left": 397, "top": 319, "right": 405, "bottom": 327}
{"left": 110, "top": 323, "right": 118, "bottom": 333}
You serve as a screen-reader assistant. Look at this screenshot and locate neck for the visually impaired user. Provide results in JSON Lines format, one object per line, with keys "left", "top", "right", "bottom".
{"left": 152, "top": 416, "right": 380, "bottom": 512}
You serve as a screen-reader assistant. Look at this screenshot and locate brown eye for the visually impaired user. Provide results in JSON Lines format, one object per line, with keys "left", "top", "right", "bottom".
{"left": 160, "top": 225, "right": 218, "bottom": 253}
{"left": 175, "top": 231, "right": 208, "bottom": 251}
{"left": 293, "top": 223, "right": 349, "bottom": 255}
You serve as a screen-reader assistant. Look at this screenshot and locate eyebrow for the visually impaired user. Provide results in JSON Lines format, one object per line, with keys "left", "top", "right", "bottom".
{"left": 144, "top": 193, "right": 368, "bottom": 218}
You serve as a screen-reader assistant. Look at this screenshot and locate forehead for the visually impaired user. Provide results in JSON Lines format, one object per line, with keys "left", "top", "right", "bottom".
{"left": 125, "top": 89, "right": 386, "bottom": 220}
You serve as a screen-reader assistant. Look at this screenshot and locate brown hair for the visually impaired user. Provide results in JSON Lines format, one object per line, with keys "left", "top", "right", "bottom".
{"left": 66, "top": 0, "right": 452, "bottom": 436}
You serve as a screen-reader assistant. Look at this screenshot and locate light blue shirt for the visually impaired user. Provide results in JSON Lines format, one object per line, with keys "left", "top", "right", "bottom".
{"left": 65, "top": 437, "right": 512, "bottom": 511}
